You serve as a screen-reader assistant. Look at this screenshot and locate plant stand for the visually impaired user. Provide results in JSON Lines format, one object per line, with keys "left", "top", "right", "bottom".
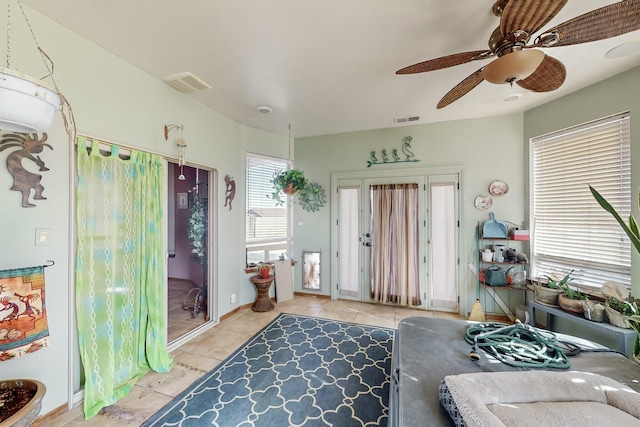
{"left": 250, "top": 275, "right": 275, "bottom": 312}
{"left": 529, "top": 300, "right": 637, "bottom": 357}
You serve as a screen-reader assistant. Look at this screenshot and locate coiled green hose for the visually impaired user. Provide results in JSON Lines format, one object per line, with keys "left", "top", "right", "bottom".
{"left": 465, "top": 321, "right": 570, "bottom": 369}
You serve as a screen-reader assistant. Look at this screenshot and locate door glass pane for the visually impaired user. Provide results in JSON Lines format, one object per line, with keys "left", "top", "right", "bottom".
{"left": 167, "top": 163, "right": 211, "bottom": 342}
{"left": 339, "top": 187, "right": 360, "bottom": 297}
{"left": 430, "top": 183, "right": 457, "bottom": 309}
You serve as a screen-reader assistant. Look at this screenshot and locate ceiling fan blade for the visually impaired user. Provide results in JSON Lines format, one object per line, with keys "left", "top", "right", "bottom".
{"left": 544, "top": 0, "right": 640, "bottom": 47}
{"left": 436, "top": 69, "right": 484, "bottom": 109}
{"left": 500, "top": 0, "right": 567, "bottom": 40}
{"left": 396, "top": 50, "right": 491, "bottom": 74}
{"left": 516, "top": 55, "right": 566, "bottom": 92}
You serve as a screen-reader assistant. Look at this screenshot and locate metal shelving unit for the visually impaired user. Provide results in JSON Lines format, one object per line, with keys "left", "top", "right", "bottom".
{"left": 476, "top": 224, "right": 528, "bottom": 321}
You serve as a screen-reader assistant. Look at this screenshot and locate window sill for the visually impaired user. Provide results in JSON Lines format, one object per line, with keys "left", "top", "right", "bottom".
{"left": 245, "top": 260, "right": 297, "bottom": 274}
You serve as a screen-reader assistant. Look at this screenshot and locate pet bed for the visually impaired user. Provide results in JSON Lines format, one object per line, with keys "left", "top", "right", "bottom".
{"left": 439, "top": 371, "right": 640, "bottom": 426}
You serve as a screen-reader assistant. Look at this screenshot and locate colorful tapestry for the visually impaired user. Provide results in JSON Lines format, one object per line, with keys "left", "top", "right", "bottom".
{"left": 0, "top": 265, "right": 49, "bottom": 362}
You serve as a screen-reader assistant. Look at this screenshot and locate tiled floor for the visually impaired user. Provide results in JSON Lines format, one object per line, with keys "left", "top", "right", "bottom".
{"left": 46, "top": 295, "right": 464, "bottom": 426}
{"left": 167, "top": 278, "right": 208, "bottom": 343}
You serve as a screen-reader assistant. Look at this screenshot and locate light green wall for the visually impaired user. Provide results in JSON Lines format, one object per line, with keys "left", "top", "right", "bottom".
{"left": 523, "top": 66, "right": 640, "bottom": 334}
{"left": 0, "top": 7, "right": 287, "bottom": 415}
{"left": 294, "top": 113, "right": 526, "bottom": 313}
{"left": 3, "top": 3, "right": 638, "bottom": 418}
{"left": 524, "top": 65, "right": 640, "bottom": 297}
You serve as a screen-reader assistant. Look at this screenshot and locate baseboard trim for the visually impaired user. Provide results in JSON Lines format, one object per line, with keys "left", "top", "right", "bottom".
{"left": 294, "top": 292, "right": 330, "bottom": 299}
{"left": 33, "top": 403, "right": 67, "bottom": 426}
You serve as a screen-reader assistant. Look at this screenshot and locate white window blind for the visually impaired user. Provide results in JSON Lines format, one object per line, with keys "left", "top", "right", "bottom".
{"left": 246, "top": 154, "right": 291, "bottom": 262}
{"left": 531, "top": 112, "right": 631, "bottom": 289}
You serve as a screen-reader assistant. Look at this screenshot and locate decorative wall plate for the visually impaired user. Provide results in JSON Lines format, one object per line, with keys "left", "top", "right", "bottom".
{"left": 474, "top": 195, "right": 492, "bottom": 211}
{"left": 489, "top": 180, "right": 509, "bottom": 196}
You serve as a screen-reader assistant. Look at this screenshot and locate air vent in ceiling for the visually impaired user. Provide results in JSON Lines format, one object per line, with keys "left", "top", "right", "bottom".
{"left": 395, "top": 115, "right": 420, "bottom": 124}
{"left": 164, "top": 72, "right": 211, "bottom": 93}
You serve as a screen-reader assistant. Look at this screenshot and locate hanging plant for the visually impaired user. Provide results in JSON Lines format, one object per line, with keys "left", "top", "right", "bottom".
{"left": 188, "top": 192, "right": 207, "bottom": 263}
{"left": 269, "top": 169, "right": 307, "bottom": 206}
{"left": 297, "top": 182, "right": 327, "bottom": 212}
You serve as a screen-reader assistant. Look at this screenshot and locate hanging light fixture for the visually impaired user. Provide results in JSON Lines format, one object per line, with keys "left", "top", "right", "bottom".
{"left": 0, "top": 0, "right": 66, "bottom": 133}
{"left": 164, "top": 124, "right": 187, "bottom": 180}
{"left": 481, "top": 49, "right": 545, "bottom": 85}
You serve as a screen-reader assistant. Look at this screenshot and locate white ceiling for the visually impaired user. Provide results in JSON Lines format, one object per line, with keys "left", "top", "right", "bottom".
{"left": 21, "top": 0, "right": 640, "bottom": 138}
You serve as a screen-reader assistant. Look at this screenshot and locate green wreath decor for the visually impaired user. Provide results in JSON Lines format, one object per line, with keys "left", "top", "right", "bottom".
{"left": 297, "top": 182, "right": 327, "bottom": 212}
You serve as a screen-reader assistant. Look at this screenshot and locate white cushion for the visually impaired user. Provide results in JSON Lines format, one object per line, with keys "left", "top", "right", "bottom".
{"left": 442, "top": 371, "right": 640, "bottom": 427}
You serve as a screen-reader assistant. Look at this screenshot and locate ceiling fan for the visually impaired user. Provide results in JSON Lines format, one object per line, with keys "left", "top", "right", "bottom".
{"left": 396, "top": 0, "right": 640, "bottom": 108}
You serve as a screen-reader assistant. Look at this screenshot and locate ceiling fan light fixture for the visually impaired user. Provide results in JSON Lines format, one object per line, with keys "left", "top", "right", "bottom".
{"left": 481, "top": 50, "right": 545, "bottom": 84}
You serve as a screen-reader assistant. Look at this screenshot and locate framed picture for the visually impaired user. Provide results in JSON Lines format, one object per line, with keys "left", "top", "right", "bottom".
{"left": 177, "top": 192, "right": 188, "bottom": 209}
{"left": 302, "top": 251, "right": 321, "bottom": 291}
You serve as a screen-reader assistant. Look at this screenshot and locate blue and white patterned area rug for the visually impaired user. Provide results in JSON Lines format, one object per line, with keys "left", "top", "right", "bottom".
{"left": 143, "top": 313, "right": 395, "bottom": 427}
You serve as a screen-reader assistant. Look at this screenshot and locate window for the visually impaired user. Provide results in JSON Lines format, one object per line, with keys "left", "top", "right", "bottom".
{"left": 531, "top": 112, "right": 631, "bottom": 289}
{"left": 246, "top": 153, "right": 291, "bottom": 265}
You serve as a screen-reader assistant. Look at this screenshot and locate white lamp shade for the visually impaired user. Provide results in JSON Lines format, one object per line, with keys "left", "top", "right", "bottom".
{"left": 481, "top": 50, "right": 545, "bottom": 84}
{"left": 0, "top": 67, "right": 61, "bottom": 133}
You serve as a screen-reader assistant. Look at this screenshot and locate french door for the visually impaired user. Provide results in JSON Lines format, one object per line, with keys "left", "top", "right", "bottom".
{"left": 331, "top": 171, "right": 459, "bottom": 311}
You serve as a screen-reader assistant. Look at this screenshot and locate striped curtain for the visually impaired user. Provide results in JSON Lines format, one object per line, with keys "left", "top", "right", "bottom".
{"left": 370, "top": 183, "right": 421, "bottom": 306}
{"left": 75, "top": 136, "right": 173, "bottom": 419}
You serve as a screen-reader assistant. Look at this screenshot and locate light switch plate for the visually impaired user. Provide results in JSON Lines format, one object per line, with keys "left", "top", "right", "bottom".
{"left": 35, "top": 228, "right": 50, "bottom": 246}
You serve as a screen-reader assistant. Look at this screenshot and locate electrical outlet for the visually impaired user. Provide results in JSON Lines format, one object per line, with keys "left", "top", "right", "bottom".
{"left": 230, "top": 293, "right": 236, "bottom": 304}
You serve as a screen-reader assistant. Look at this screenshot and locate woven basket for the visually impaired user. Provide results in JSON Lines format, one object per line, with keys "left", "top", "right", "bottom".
{"left": 604, "top": 306, "right": 632, "bottom": 329}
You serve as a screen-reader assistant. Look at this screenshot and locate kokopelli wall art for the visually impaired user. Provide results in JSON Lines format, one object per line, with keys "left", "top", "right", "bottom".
{"left": 0, "top": 132, "right": 53, "bottom": 208}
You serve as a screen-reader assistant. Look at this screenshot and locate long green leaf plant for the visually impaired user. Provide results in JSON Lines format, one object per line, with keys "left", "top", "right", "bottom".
{"left": 589, "top": 185, "right": 640, "bottom": 357}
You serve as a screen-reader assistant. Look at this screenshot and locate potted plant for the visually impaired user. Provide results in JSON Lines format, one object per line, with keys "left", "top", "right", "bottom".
{"left": 590, "top": 184, "right": 640, "bottom": 360}
{"left": 533, "top": 270, "right": 573, "bottom": 306}
{"left": 605, "top": 296, "right": 638, "bottom": 328}
{"left": 629, "top": 315, "right": 640, "bottom": 364}
{"left": 256, "top": 262, "right": 271, "bottom": 279}
{"left": 557, "top": 282, "right": 588, "bottom": 314}
{"left": 269, "top": 169, "right": 307, "bottom": 205}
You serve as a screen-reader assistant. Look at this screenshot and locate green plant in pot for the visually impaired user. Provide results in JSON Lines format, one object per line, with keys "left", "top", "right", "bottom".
{"left": 256, "top": 262, "right": 271, "bottom": 279}
{"left": 629, "top": 315, "right": 640, "bottom": 361}
{"left": 269, "top": 169, "right": 307, "bottom": 206}
{"left": 590, "top": 185, "right": 640, "bottom": 360}
{"left": 556, "top": 274, "right": 588, "bottom": 314}
{"left": 534, "top": 270, "right": 574, "bottom": 307}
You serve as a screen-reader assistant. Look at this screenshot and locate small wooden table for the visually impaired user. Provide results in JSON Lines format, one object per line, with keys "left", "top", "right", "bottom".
{"left": 250, "top": 275, "right": 275, "bottom": 312}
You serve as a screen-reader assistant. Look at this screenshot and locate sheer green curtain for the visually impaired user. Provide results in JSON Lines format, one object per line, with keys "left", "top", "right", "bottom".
{"left": 75, "top": 136, "right": 173, "bottom": 419}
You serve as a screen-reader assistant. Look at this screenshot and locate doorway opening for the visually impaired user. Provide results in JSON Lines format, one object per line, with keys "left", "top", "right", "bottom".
{"left": 330, "top": 169, "right": 460, "bottom": 313}
{"left": 167, "top": 162, "right": 214, "bottom": 342}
